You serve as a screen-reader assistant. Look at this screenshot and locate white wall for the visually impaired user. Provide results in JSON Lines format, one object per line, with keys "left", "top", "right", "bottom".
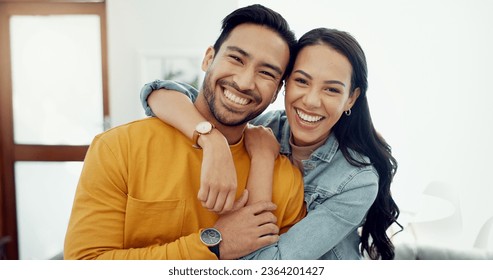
{"left": 106, "top": 0, "right": 238, "bottom": 127}
{"left": 106, "top": 0, "right": 493, "bottom": 249}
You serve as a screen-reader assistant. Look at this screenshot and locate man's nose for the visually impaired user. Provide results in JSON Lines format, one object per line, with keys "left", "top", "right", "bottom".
{"left": 234, "top": 66, "right": 255, "bottom": 92}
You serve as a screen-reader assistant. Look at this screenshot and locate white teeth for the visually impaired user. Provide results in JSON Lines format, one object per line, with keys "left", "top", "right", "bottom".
{"left": 224, "top": 90, "right": 249, "bottom": 105}
{"left": 296, "top": 109, "right": 323, "bottom": 123}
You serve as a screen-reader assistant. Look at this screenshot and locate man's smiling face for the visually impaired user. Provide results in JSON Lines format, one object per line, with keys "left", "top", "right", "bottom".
{"left": 200, "top": 23, "right": 289, "bottom": 126}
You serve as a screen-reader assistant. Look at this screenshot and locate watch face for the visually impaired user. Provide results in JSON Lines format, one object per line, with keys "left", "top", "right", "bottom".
{"left": 200, "top": 228, "right": 221, "bottom": 246}
{"left": 196, "top": 122, "right": 213, "bottom": 134}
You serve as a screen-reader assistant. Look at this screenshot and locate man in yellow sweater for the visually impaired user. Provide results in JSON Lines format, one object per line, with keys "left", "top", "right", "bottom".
{"left": 64, "top": 4, "right": 305, "bottom": 260}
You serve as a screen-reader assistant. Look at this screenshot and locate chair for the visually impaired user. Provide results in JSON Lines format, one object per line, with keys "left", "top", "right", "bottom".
{"left": 395, "top": 242, "right": 493, "bottom": 259}
{"left": 407, "top": 181, "right": 463, "bottom": 247}
{"left": 474, "top": 215, "right": 493, "bottom": 250}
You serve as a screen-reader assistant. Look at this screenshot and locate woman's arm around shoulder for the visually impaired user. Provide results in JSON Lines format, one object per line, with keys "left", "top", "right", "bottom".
{"left": 140, "top": 80, "right": 237, "bottom": 213}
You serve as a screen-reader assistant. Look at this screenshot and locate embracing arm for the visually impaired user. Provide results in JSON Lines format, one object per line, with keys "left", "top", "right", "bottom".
{"left": 242, "top": 170, "right": 379, "bottom": 260}
{"left": 142, "top": 81, "right": 237, "bottom": 212}
{"left": 141, "top": 80, "right": 273, "bottom": 210}
{"left": 243, "top": 125, "right": 280, "bottom": 204}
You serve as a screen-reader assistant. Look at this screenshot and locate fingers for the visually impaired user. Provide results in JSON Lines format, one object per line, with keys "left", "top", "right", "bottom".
{"left": 259, "top": 126, "right": 274, "bottom": 136}
{"left": 254, "top": 211, "right": 277, "bottom": 226}
{"left": 245, "top": 125, "right": 274, "bottom": 136}
{"left": 222, "top": 191, "right": 237, "bottom": 213}
{"left": 212, "top": 199, "right": 279, "bottom": 259}
{"left": 216, "top": 190, "right": 248, "bottom": 215}
{"left": 197, "top": 185, "right": 209, "bottom": 203}
{"left": 203, "top": 189, "right": 219, "bottom": 210}
{"left": 204, "top": 192, "right": 276, "bottom": 215}
{"left": 231, "top": 190, "right": 249, "bottom": 211}
{"left": 257, "top": 234, "right": 280, "bottom": 248}
{"left": 258, "top": 222, "right": 279, "bottom": 236}
{"left": 211, "top": 192, "right": 227, "bottom": 213}
{"left": 200, "top": 185, "right": 243, "bottom": 214}
{"left": 247, "top": 201, "right": 277, "bottom": 215}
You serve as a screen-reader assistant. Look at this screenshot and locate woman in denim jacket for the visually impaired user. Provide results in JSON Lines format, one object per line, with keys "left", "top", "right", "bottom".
{"left": 140, "top": 28, "right": 400, "bottom": 259}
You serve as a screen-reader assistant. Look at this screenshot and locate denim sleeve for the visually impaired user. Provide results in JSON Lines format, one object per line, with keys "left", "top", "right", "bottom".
{"left": 249, "top": 110, "right": 288, "bottom": 143}
{"left": 139, "top": 80, "right": 199, "bottom": 116}
{"left": 241, "top": 169, "right": 378, "bottom": 260}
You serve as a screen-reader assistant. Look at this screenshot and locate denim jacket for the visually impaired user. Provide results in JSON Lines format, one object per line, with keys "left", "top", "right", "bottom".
{"left": 140, "top": 80, "right": 379, "bottom": 259}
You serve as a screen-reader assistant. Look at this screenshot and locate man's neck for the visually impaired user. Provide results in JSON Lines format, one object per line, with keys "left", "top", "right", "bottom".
{"left": 195, "top": 95, "right": 246, "bottom": 145}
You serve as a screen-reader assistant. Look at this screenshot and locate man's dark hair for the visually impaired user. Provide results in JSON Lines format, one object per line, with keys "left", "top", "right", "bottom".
{"left": 213, "top": 4, "right": 297, "bottom": 81}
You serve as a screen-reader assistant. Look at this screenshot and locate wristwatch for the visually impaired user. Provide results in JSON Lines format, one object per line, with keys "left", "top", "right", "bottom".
{"left": 200, "top": 228, "right": 222, "bottom": 258}
{"left": 192, "top": 121, "right": 214, "bottom": 149}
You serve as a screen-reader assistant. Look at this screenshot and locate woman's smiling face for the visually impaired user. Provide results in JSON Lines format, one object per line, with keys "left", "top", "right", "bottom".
{"left": 284, "top": 44, "right": 360, "bottom": 146}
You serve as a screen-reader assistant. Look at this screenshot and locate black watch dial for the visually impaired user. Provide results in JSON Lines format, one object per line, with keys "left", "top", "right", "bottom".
{"left": 200, "top": 228, "right": 221, "bottom": 246}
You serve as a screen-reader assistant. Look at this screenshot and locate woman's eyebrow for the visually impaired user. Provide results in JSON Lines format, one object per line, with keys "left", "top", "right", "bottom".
{"left": 294, "top": 69, "right": 346, "bottom": 87}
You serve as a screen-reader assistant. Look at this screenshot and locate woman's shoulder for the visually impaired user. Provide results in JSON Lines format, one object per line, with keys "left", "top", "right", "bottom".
{"left": 250, "top": 110, "right": 289, "bottom": 142}
{"left": 305, "top": 147, "right": 378, "bottom": 195}
{"left": 251, "top": 109, "right": 286, "bottom": 126}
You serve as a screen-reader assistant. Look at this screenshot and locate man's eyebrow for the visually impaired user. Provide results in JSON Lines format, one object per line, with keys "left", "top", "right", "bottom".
{"left": 262, "top": 62, "right": 283, "bottom": 76}
{"left": 294, "top": 69, "right": 346, "bottom": 87}
{"left": 226, "top": 46, "right": 283, "bottom": 76}
{"left": 226, "top": 46, "right": 250, "bottom": 58}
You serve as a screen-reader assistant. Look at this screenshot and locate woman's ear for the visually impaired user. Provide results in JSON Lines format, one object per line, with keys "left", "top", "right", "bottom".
{"left": 345, "top": 87, "right": 361, "bottom": 111}
{"left": 201, "top": 46, "right": 215, "bottom": 71}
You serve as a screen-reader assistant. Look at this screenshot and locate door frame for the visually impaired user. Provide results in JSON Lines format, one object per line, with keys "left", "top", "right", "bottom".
{"left": 0, "top": 0, "right": 108, "bottom": 259}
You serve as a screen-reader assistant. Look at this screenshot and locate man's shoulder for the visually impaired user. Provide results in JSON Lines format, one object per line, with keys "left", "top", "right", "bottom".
{"left": 273, "top": 155, "right": 303, "bottom": 183}
{"left": 102, "top": 117, "right": 170, "bottom": 134}
{"left": 93, "top": 117, "right": 177, "bottom": 144}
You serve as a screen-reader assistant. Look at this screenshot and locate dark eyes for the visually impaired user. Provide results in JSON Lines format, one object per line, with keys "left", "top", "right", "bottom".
{"left": 229, "top": 55, "right": 242, "bottom": 63}
{"left": 229, "top": 55, "right": 276, "bottom": 80}
{"left": 294, "top": 77, "right": 342, "bottom": 94}
{"left": 326, "top": 88, "right": 341, "bottom": 94}
{"left": 294, "top": 77, "right": 308, "bottom": 85}
{"left": 260, "top": 70, "right": 276, "bottom": 79}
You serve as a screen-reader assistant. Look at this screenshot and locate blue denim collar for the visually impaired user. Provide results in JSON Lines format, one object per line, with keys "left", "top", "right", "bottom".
{"left": 279, "top": 121, "right": 292, "bottom": 155}
{"left": 280, "top": 123, "right": 339, "bottom": 164}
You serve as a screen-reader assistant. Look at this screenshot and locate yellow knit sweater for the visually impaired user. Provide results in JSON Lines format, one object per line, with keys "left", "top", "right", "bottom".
{"left": 64, "top": 118, "right": 305, "bottom": 260}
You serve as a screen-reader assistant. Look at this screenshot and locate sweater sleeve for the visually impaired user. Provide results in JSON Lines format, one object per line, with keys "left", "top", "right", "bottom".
{"left": 64, "top": 134, "right": 216, "bottom": 260}
{"left": 140, "top": 80, "right": 199, "bottom": 117}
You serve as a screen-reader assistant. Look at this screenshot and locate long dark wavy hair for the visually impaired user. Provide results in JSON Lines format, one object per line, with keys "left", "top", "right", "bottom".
{"left": 297, "top": 28, "right": 401, "bottom": 260}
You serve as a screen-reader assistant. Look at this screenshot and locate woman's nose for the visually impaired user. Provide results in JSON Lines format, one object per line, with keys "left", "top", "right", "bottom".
{"left": 302, "top": 88, "right": 321, "bottom": 108}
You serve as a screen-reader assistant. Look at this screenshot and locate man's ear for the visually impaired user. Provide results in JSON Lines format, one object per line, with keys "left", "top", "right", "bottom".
{"left": 201, "top": 46, "right": 215, "bottom": 71}
{"left": 271, "top": 81, "right": 284, "bottom": 104}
